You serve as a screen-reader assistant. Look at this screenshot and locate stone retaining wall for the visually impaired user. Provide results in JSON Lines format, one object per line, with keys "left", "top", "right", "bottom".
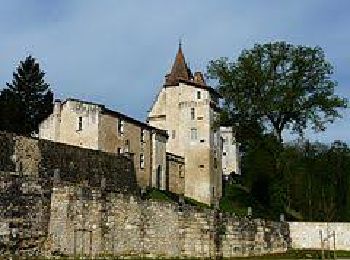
{"left": 48, "top": 185, "right": 290, "bottom": 258}
{"left": 0, "top": 132, "right": 290, "bottom": 257}
{"left": 0, "top": 131, "right": 137, "bottom": 256}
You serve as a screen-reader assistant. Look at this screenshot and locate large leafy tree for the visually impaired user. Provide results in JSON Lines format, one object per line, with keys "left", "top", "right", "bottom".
{"left": 207, "top": 41, "right": 347, "bottom": 144}
{"left": 0, "top": 56, "right": 53, "bottom": 135}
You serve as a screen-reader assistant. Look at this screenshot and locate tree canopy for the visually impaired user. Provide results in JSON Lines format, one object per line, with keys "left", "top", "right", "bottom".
{"left": 207, "top": 41, "right": 347, "bottom": 143}
{"left": 0, "top": 55, "right": 53, "bottom": 135}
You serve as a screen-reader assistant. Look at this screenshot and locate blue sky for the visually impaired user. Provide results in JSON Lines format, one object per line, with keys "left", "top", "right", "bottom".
{"left": 0, "top": 0, "right": 349, "bottom": 143}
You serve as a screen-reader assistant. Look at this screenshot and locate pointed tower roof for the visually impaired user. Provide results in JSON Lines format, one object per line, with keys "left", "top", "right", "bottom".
{"left": 165, "top": 42, "right": 193, "bottom": 85}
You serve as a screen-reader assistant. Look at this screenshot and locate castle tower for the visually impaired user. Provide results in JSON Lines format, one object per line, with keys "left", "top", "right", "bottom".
{"left": 148, "top": 44, "right": 222, "bottom": 205}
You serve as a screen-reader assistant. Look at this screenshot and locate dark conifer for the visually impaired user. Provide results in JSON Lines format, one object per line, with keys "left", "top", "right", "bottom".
{"left": 0, "top": 56, "right": 53, "bottom": 135}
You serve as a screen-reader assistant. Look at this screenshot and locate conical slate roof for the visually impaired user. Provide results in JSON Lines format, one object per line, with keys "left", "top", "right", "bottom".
{"left": 165, "top": 43, "right": 193, "bottom": 85}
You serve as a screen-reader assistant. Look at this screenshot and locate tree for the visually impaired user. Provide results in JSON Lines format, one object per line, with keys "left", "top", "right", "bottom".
{"left": 0, "top": 56, "right": 53, "bottom": 135}
{"left": 207, "top": 41, "right": 347, "bottom": 144}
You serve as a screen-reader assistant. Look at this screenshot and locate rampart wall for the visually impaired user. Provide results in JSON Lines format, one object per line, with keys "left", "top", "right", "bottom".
{"left": 0, "top": 131, "right": 137, "bottom": 256}
{"left": 0, "top": 132, "right": 290, "bottom": 258}
{"left": 48, "top": 185, "right": 289, "bottom": 258}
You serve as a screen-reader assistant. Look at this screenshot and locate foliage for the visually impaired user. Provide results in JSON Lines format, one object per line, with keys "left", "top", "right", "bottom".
{"left": 239, "top": 138, "right": 350, "bottom": 222}
{"left": 0, "top": 55, "right": 53, "bottom": 135}
{"left": 220, "top": 182, "right": 275, "bottom": 219}
{"left": 144, "top": 188, "right": 213, "bottom": 209}
{"left": 207, "top": 41, "right": 347, "bottom": 144}
{"left": 209, "top": 41, "right": 349, "bottom": 221}
{"left": 143, "top": 188, "right": 174, "bottom": 202}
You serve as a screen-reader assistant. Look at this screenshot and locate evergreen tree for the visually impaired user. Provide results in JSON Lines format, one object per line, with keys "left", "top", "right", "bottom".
{"left": 0, "top": 56, "right": 53, "bottom": 135}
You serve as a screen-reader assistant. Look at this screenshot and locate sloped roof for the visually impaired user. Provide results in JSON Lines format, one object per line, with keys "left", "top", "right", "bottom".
{"left": 165, "top": 43, "right": 193, "bottom": 85}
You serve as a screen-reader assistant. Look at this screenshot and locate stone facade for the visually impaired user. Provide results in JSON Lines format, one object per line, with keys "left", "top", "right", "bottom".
{"left": 166, "top": 152, "right": 185, "bottom": 195}
{"left": 38, "top": 46, "right": 241, "bottom": 205}
{"left": 221, "top": 126, "right": 240, "bottom": 177}
{"left": 148, "top": 45, "right": 241, "bottom": 205}
{"left": 39, "top": 98, "right": 167, "bottom": 191}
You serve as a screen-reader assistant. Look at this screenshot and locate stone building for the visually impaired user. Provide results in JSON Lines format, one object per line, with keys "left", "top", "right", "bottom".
{"left": 220, "top": 126, "right": 240, "bottom": 178}
{"left": 39, "top": 98, "right": 169, "bottom": 191}
{"left": 148, "top": 44, "right": 226, "bottom": 205}
{"left": 38, "top": 44, "right": 240, "bottom": 205}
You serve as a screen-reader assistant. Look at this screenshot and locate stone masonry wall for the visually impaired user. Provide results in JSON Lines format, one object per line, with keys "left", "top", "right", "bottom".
{"left": 0, "top": 131, "right": 137, "bottom": 256}
{"left": 48, "top": 185, "right": 290, "bottom": 258}
{"left": 0, "top": 132, "right": 289, "bottom": 257}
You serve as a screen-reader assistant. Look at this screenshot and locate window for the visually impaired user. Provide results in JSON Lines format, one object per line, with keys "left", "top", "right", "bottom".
{"left": 117, "top": 148, "right": 122, "bottom": 155}
{"left": 197, "top": 91, "right": 201, "bottom": 99}
{"left": 214, "top": 157, "right": 217, "bottom": 168}
{"left": 190, "top": 108, "right": 195, "bottom": 120}
{"left": 179, "top": 164, "right": 184, "bottom": 178}
{"left": 118, "top": 119, "right": 124, "bottom": 136}
{"left": 223, "top": 152, "right": 227, "bottom": 156}
{"left": 140, "top": 153, "right": 145, "bottom": 169}
{"left": 124, "top": 139, "right": 129, "bottom": 153}
{"left": 141, "top": 129, "right": 145, "bottom": 143}
{"left": 77, "top": 116, "right": 83, "bottom": 131}
{"left": 171, "top": 130, "right": 176, "bottom": 139}
{"left": 190, "top": 128, "right": 197, "bottom": 140}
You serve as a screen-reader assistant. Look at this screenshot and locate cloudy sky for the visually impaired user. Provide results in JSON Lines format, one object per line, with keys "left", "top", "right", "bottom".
{"left": 0, "top": 0, "right": 349, "bottom": 143}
